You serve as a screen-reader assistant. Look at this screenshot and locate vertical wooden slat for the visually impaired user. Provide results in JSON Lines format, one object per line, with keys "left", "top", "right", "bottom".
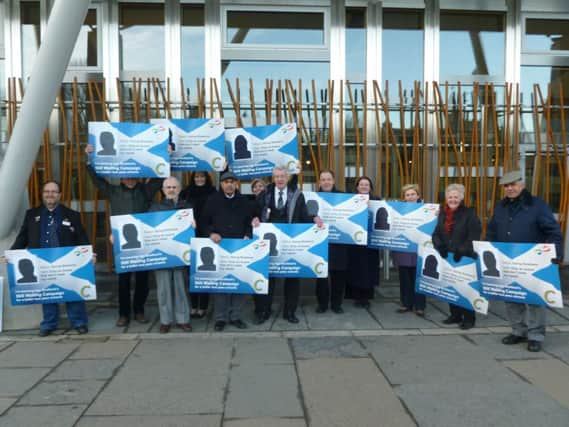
{"left": 249, "top": 78, "right": 257, "bottom": 126}
{"left": 346, "top": 80, "right": 361, "bottom": 178}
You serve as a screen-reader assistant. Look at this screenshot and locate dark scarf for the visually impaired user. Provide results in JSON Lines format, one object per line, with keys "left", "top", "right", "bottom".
{"left": 443, "top": 204, "right": 456, "bottom": 235}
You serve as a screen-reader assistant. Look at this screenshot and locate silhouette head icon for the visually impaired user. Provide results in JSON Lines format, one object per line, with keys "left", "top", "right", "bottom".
{"left": 306, "top": 200, "right": 319, "bottom": 217}
{"left": 374, "top": 207, "right": 390, "bottom": 230}
{"left": 482, "top": 250, "right": 500, "bottom": 277}
{"left": 98, "top": 131, "right": 117, "bottom": 156}
{"left": 263, "top": 233, "right": 279, "bottom": 257}
{"left": 198, "top": 247, "right": 216, "bottom": 271}
{"left": 17, "top": 258, "right": 37, "bottom": 283}
{"left": 234, "top": 135, "right": 251, "bottom": 160}
{"left": 422, "top": 254, "right": 439, "bottom": 279}
{"left": 121, "top": 223, "right": 141, "bottom": 250}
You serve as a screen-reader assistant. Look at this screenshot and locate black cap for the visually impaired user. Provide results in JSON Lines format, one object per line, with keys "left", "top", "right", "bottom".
{"left": 220, "top": 171, "right": 238, "bottom": 181}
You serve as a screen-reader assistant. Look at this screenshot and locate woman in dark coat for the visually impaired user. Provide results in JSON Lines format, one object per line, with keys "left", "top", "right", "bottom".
{"left": 392, "top": 183, "right": 426, "bottom": 316}
{"left": 315, "top": 169, "right": 349, "bottom": 314}
{"left": 431, "top": 183, "right": 481, "bottom": 329}
{"left": 346, "top": 176, "right": 380, "bottom": 309}
{"left": 182, "top": 171, "right": 216, "bottom": 319}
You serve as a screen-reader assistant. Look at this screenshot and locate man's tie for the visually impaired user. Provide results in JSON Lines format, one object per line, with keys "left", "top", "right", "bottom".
{"left": 277, "top": 190, "right": 284, "bottom": 209}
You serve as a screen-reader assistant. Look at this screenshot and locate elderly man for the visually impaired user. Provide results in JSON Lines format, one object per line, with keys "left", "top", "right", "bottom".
{"left": 487, "top": 170, "right": 563, "bottom": 352}
{"left": 149, "top": 176, "right": 193, "bottom": 333}
{"left": 201, "top": 171, "right": 256, "bottom": 331}
{"left": 85, "top": 144, "right": 162, "bottom": 327}
{"left": 253, "top": 166, "right": 323, "bottom": 324}
{"left": 11, "top": 181, "right": 93, "bottom": 336}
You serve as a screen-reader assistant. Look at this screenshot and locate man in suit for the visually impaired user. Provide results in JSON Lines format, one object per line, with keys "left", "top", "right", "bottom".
{"left": 11, "top": 181, "right": 93, "bottom": 337}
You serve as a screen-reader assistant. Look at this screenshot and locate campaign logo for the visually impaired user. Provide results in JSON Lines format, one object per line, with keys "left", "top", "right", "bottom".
{"left": 152, "top": 125, "right": 166, "bottom": 134}
{"left": 253, "top": 241, "right": 268, "bottom": 251}
{"left": 534, "top": 245, "right": 552, "bottom": 255}
{"left": 281, "top": 124, "right": 295, "bottom": 134}
{"left": 74, "top": 247, "right": 90, "bottom": 256}
{"left": 176, "top": 211, "right": 191, "bottom": 221}
{"left": 209, "top": 119, "right": 223, "bottom": 128}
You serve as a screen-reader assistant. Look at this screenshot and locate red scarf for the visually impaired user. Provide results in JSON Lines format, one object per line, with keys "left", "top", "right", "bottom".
{"left": 443, "top": 205, "right": 456, "bottom": 235}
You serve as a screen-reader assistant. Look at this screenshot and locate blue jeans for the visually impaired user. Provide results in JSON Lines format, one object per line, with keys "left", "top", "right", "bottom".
{"left": 41, "top": 302, "right": 88, "bottom": 331}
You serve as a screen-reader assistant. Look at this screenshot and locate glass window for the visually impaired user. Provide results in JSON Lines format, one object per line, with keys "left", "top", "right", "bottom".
{"left": 181, "top": 4, "right": 205, "bottom": 99}
{"left": 440, "top": 11, "right": 505, "bottom": 80}
{"left": 226, "top": 11, "right": 324, "bottom": 45}
{"left": 346, "top": 7, "right": 366, "bottom": 83}
{"left": 524, "top": 19, "right": 569, "bottom": 52}
{"left": 69, "top": 9, "right": 98, "bottom": 68}
{"left": 21, "top": 1, "right": 40, "bottom": 80}
{"left": 382, "top": 9, "right": 424, "bottom": 92}
{"left": 119, "top": 3, "right": 164, "bottom": 73}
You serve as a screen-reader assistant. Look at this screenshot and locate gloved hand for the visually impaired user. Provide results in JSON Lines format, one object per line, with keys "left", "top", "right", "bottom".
{"left": 468, "top": 250, "right": 479, "bottom": 260}
{"left": 453, "top": 251, "right": 463, "bottom": 263}
{"left": 436, "top": 245, "right": 448, "bottom": 259}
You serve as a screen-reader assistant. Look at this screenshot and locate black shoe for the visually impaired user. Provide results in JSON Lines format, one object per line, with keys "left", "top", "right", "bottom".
{"left": 316, "top": 306, "right": 327, "bottom": 314}
{"left": 361, "top": 300, "right": 371, "bottom": 309}
{"left": 331, "top": 307, "right": 344, "bottom": 314}
{"left": 75, "top": 326, "right": 88, "bottom": 335}
{"left": 460, "top": 322, "right": 475, "bottom": 330}
{"left": 229, "top": 319, "right": 247, "bottom": 329}
{"left": 285, "top": 313, "right": 300, "bottom": 324}
{"left": 527, "top": 340, "right": 542, "bottom": 352}
{"left": 502, "top": 334, "right": 527, "bottom": 345}
{"left": 254, "top": 313, "right": 267, "bottom": 325}
{"left": 442, "top": 316, "right": 461, "bottom": 325}
{"left": 38, "top": 329, "right": 54, "bottom": 337}
{"left": 214, "top": 321, "right": 226, "bottom": 332}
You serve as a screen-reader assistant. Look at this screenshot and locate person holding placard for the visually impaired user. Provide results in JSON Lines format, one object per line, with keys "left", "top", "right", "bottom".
{"left": 315, "top": 169, "right": 350, "bottom": 314}
{"left": 346, "top": 176, "right": 380, "bottom": 309}
{"left": 487, "top": 170, "right": 563, "bottom": 352}
{"left": 149, "top": 177, "right": 193, "bottom": 334}
{"left": 392, "top": 184, "right": 427, "bottom": 316}
{"left": 85, "top": 144, "right": 163, "bottom": 327}
{"left": 431, "top": 183, "right": 481, "bottom": 330}
{"left": 10, "top": 181, "right": 93, "bottom": 336}
{"left": 182, "top": 172, "right": 216, "bottom": 319}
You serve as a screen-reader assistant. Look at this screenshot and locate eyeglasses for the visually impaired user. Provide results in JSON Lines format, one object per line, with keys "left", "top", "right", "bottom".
{"left": 43, "top": 191, "right": 60, "bottom": 194}
{"left": 163, "top": 186, "right": 179, "bottom": 189}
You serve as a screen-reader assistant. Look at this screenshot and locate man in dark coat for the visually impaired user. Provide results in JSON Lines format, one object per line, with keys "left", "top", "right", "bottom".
{"left": 487, "top": 170, "right": 563, "bottom": 352}
{"left": 200, "top": 171, "right": 256, "bottom": 331}
{"left": 252, "top": 166, "right": 322, "bottom": 324}
{"left": 11, "top": 181, "right": 92, "bottom": 336}
{"left": 85, "top": 144, "right": 162, "bottom": 327}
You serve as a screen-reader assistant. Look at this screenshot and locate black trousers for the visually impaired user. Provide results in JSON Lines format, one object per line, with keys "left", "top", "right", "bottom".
{"left": 254, "top": 278, "right": 300, "bottom": 315}
{"left": 316, "top": 270, "right": 347, "bottom": 310}
{"left": 191, "top": 293, "right": 210, "bottom": 310}
{"left": 118, "top": 271, "right": 149, "bottom": 317}
{"left": 449, "top": 303, "right": 476, "bottom": 324}
{"left": 399, "top": 266, "right": 426, "bottom": 310}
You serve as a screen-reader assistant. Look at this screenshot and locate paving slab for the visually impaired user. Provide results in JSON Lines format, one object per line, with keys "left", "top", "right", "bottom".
{"left": 87, "top": 339, "right": 232, "bottom": 415}
{"left": 466, "top": 334, "right": 551, "bottom": 360}
{"left": 70, "top": 340, "right": 138, "bottom": 360}
{"left": 543, "top": 332, "right": 569, "bottom": 363}
{"left": 396, "top": 381, "right": 569, "bottom": 427}
{"left": 428, "top": 300, "right": 508, "bottom": 327}
{"left": 376, "top": 285, "right": 400, "bottom": 299}
{"left": 87, "top": 308, "right": 127, "bottom": 334}
{"left": 305, "top": 303, "right": 380, "bottom": 330}
{"left": 224, "top": 418, "right": 306, "bottom": 427}
{"left": 18, "top": 380, "right": 105, "bottom": 405}
{"left": 291, "top": 336, "right": 367, "bottom": 359}
{"left": 0, "top": 342, "right": 13, "bottom": 352}
{"left": 0, "top": 404, "right": 85, "bottom": 427}
{"left": 368, "top": 302, "right": 439, "bottom": 329}
{"left": 124, "top": 306, "right": 159, "bottom": 334}
{"left": 362, "top": 335, "right": 520, "bottom": 385}
{"left": 272, "top": 306, "right": 309, "bottom": 331}
{"left": 297, "top": 358, "right": 415, "bottom": 427}
{"left": 550, "top": 305, "right": 569, "bottom": 322}
{"left": 503, "top": 359, "right": 569, "bottom": 408}
{"left": 0, "top": 367, "right": 50, "bottom": 397}
{"left": 225, "top": 363, "right": 303, "bottom": 419}
{"left": 0, "top": 398, "right": 16, "bottom": 416}
{"left": 0, "top": 342, "right": 78, "bottom": 368}
{"left": 77, "top": 415, "right": 221, "bottom": 427}
{"left": 233, "top": 338, "right": 292, "bottom": 365}
{"left": 46, "top": 359, "right": 122, "bottom": 381}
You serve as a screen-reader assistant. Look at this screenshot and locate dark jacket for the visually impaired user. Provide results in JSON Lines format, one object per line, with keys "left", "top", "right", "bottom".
{"left": 201, "top": 190, "right": 255, "bottom": 239}
{"left": 148, "top": 197, "right": 192, "bottom": 213}
{"left": 11, "top": 205, "right": 89, "bottom": 249}
{"left": 182, "top": 184, "right": 216, "bottom": 237}
{"left": 432, "top": 202, "right": 481, "bottom": 259}
{"left": 486, "top": 189, "right": 563, "bottom": 258}
{"left": 86, "top": 164, "right": 162, "bottom": 215}
{"left": 258, "top": 182, "right": 314, "bottom": 224}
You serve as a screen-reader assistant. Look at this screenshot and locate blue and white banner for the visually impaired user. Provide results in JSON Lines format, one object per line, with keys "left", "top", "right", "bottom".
{"left": 0, "top": 277, "right": 3, "bottom": 332}
{"left": 88, "top": 121, "right": 170, "bottom": 178}
{"left": 473, "top": 241, "right": 562, "bottom": 308}
{"left": 4, "top": 246, "right": 96, "bottom": 306}
{"left": 303, "top": 192, "right": 369, "bottom": 245}
{"left": 190, "top": 238, "right": 269, "bottom": 294}
{"left": 225, "top": 123, "right": 300, "bottom": 178}
{"left": 368, "top": 200, "right": 438, "bottom": 252}
{"left": 416, "top": 245, "right": 488, "bottom": 314}
{"left": 253, "top": 223, "right": 329, "bottom": 278}
{"left": 151, "top": 118, "right": 225, "bottom": 171}
{"left": 110, "top": 209, "right": 195, "bottom": 273}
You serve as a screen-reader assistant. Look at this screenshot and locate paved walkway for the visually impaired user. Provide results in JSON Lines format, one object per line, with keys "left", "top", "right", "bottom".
{"left": 1, "top": 278, "right": 569, "bottom": 426}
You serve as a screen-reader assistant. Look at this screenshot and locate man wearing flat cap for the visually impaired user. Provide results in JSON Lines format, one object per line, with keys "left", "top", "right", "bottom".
{"left": 486, "top": 170, "right": 563, "bottom": 352}
{"left": 200, "top": 170, "right": 258, "bottom": 331}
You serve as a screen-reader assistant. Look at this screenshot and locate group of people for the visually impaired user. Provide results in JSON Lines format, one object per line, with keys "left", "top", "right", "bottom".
{"left": 8, "top": 150, "right": 563, "bottom": 352}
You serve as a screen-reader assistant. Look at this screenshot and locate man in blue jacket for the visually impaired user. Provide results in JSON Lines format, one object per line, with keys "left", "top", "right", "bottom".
{"left": 486, "top": 170, "right": 563, "bottom": 352}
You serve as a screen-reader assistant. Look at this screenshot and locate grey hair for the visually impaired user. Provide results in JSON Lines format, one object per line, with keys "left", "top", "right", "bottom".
{"left": 273, "top": 166, "right": 289, "bottom": 176}
{"left": 445, "top": 183, "right": 465, "bottom": 200}
{"left": 162, "top": 176, "right": 181, "bottom": 188}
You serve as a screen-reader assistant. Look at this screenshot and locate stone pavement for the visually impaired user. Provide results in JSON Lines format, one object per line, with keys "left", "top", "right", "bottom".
{"left": 1, "top": 278, "right": 569, "bottom": 426}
